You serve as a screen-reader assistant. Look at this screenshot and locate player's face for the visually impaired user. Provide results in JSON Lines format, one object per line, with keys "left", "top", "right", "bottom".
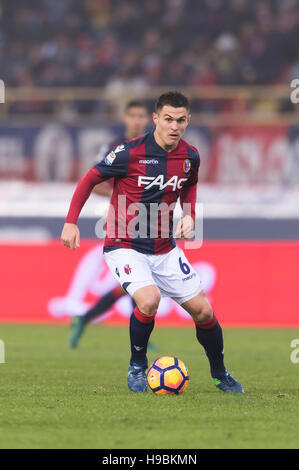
{"left": 153, "top": 105, "right": 190, "bottom": 150}
{"left": 123, "top": 106, "right": 149, "bottom": 139}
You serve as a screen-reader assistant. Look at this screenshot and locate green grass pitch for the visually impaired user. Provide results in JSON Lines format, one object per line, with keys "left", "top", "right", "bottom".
{"left": 0, "top": 324, "right": 299, "bottom": 449}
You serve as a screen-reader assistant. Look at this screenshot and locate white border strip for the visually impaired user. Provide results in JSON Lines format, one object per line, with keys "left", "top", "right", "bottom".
{"left": 0, "top": 80, "right": 5, "bottom": 103}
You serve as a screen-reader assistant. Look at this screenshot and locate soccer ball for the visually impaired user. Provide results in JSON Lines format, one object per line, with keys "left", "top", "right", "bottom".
{"left": 147, "top": 356, "right": 189, "bottom": 395}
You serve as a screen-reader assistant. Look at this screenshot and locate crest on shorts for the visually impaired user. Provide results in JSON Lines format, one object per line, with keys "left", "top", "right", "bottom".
{"left": 104, "top": 151, "right": 116, "bottom": 165}
{"left": 124, "top": 264, "right": 132, "bottom": 275}
{"left": 183, "top": 159, "right": 191, "bottom": 173}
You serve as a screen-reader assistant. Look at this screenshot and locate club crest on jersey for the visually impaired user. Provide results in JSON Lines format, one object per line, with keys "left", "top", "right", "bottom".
{"left": 104, "top": 151, "right": 116, "bottom": 165}
{"left": 183, "top": 159, "right": 191, "bottom": 173}
{"left": 138, "top": 175, "right": 188, "bottom": 191}
{"left": 124, "top": 264, "right": 132, "bottom": 274}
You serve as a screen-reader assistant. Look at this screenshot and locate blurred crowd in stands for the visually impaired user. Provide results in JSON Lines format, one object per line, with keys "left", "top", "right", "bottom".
{"left": 1, "top": 0, "right": 298, "bottom": 117}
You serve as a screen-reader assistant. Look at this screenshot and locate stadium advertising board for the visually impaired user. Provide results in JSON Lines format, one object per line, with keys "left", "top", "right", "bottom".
{"left": 0, "top": 124, "right": 299, "bottom": 184}
{"left": 1, "top": 240, "right": 298, "bottom": 327}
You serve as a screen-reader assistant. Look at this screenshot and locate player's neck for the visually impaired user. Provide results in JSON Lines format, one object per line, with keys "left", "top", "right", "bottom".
{"left": 153, "top": 129, "right": 179, "bottom": 153}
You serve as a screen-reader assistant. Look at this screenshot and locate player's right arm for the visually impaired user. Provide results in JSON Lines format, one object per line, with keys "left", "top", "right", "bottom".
{"left": 61, "top": 167, "right": 103, "bottom": 249}
{"left": 92, "top": 142, "right": 114, "bottom": 197}
{"left": 61, "top": 145, "right": 129, "bottom": 249}
{"left": 92, "top": 181, "right": 113, "bottom": 197}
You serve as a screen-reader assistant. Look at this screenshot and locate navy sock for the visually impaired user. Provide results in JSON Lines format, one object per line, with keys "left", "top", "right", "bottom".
{"left": 129, "top": 311, "right": 155, "bottom": 368}
{"left": 83, "top": 291, "right": 118, "bottom": 324}
{"left": 195, "top": 320, "right": 226, "bottom": 379}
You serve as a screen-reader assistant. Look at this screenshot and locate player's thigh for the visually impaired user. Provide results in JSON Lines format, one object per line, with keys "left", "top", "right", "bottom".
{"left": 103, "top": 248, "right": 158, "bottom": 302}
{"left": 180, "top": 290, "right": 213, "bottom": 322}
{"left": 132, "top": 284, "right": 161, "bottom": 315}
{"left": 151, "top": 246, "right": 203, "bottom": 304}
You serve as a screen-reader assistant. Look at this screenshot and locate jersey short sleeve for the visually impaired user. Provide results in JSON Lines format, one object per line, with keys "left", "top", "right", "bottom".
{"left": 93, "top": 144, "right": 130, "bottom": 179}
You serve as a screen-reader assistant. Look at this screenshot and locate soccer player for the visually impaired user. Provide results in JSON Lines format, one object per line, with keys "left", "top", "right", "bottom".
{"left": 61, "top": 91, "right": 244, "bottom": 394}
{"left": 70, "top": 100, "right": 150, "bottom": 348}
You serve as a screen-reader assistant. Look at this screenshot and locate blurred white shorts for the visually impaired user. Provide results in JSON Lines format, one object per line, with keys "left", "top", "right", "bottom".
{"left": 103, "top": 246, "right": 203, "bottom": 305}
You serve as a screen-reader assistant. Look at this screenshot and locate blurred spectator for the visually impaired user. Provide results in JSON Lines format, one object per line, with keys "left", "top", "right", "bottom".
{"left": 1, "top": 0, "right": 298, "bottom": 116}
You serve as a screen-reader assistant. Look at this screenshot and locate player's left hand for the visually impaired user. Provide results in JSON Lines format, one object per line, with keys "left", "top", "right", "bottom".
{"left": 174, "top": 215, "right": 194, "bottom": 239}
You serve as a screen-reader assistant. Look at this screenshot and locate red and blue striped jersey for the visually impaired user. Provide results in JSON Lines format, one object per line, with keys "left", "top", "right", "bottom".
{"left": 95, "top": 131, "right": 199, "bottom": 254}
{"left": 66, "top": 131, "right": 200, "bottom": 255}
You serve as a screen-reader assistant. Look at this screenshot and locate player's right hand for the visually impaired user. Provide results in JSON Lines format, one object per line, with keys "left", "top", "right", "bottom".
{"left": 61, "top": 223, "right": 80, "bottom": 249}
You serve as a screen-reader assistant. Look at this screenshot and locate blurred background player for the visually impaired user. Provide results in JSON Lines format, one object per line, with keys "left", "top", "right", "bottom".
{"left": 69, "top": 100, "right": 151, "bottom": 348}
{"left": 92, "top": 100, "right": 150, "bottom": 197}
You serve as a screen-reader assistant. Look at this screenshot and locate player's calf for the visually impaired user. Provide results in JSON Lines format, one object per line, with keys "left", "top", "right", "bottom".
{"left": 128, "top": 305, "right": 156, "bottom": 390}
{"left": 181, "top": 292, "right": 227, "bottom": 382}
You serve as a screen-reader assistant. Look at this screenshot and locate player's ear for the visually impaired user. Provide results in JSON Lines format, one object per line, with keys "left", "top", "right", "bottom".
{"left": 152, "top": 112, "right": 158, "bottom": 125}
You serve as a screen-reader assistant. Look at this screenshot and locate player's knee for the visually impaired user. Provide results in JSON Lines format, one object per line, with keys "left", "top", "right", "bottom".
{"left": 138, "top": 294, "right": 161, "bottom": 316}
{"left": 194, "top": 305, "right": 213, "bottom": 324}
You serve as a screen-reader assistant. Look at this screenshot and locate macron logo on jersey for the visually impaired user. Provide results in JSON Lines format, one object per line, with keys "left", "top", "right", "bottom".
{"left": 139, "top": 159, "right": 159, "bottom": 164}
{"left": 104, "top": 144, "right": 125, "bottom": 165}
{"left": 114, "top": 144, "right": 125, "bottom": 153}
{"left": 138, "top": 175, "right": 188, "bottom": 191}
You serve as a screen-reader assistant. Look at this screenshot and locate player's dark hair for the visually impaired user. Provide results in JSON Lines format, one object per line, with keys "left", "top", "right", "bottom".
{"left": 125, "top": 100, "right": 148, "bottom": 112}
{"left": 155, "top": 91, "right": 190, "bottom": 112}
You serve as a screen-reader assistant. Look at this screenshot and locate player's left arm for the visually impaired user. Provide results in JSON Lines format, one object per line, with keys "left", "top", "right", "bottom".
{"left": 174, "top": 151, "right": 200, "bottom": 239}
